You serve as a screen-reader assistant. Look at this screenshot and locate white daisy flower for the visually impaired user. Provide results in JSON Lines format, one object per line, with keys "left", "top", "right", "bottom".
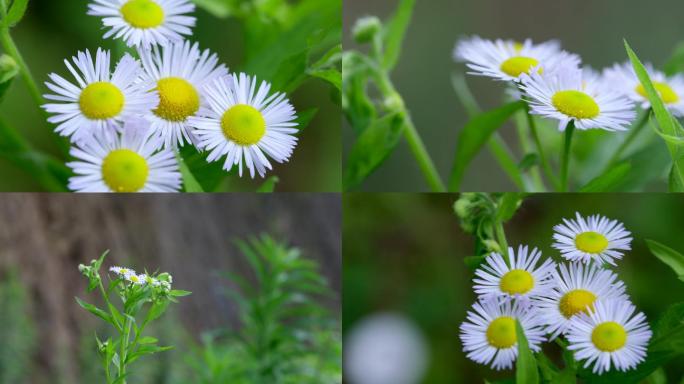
{"left": 536, "top": 263, "right": 627, "bottom": 340}
{"left": 189, "top": 73, "right": 299, "bottom": 178}
{"left": 566, "top": 299, "right": 652, "bottom": 374}
{"left": 67, "top": 120, "right": 182, "bottom": 192}
{"left": 126, "top": 273, "right": 146, "bottom": 285}
{"left": 43, "top": 49, "right": 158, "bottom": 143}
{"left": 137, "top": 40, "right": 228, "bottom": 148}
{"left": 552, "top": 213, "right": 633, "bottom": 266}
{"left": 520, "top": 65, "right": 636, "bottom": 132}
{"left": 603, "top": 61, "right": 684, "bottom": 116}
{"left": 110, "top": 266, "right": 135, "bottom": 277}
{"left": 87, "top": 0, "right": 196, "bottom": 48}
{"left": 454, "top": 36, "right": 581, "bottom": 82}
{"left": 460, "top": 298, "right": 546, "bottom": 370}
{"left": 473, "top": 245, "right": 556, "bottom": 303}
{"left": 138, "top": 273, "right": 158, "bottom": 286}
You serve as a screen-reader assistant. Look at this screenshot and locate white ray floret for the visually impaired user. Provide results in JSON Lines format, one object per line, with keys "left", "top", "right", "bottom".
{"left": 603, "top": 61, "right": 684, "bottom": 116}
{"left": 536, "top": 262, "right": 628, "bottom": 340}
{"left": 109, "top": 266, "right": 135, "bottom": 277}
{"left": 460, "top": 298, "right": 546, "bottom": 370}
{"left": 88, "top": 0, "right": 196, "bottom": 48}
{"left": 137, "top": 40, "right": 228, "bottom": 148}
{"left": 43, "top": 48, "right": 158, "bottom": 143}
{"left": 189, "top": 73, "right": 299, "bottom": 178}
{"left": 67, "top": 120, "right": 182, "bottom": 193}
{"left": 454, "top": 36, "right": 581, "bottom": 82}
{"left": 520, "top": 65, "right": 636, "bottom": 132}
{"left": 552, "top": 212, "right": 632, "bottom": 266}
{"left": 473, "top": 245, "right": 556, "bottom": 303}
{"left": 566, "top": 299, "right": 652, "bottom": 374}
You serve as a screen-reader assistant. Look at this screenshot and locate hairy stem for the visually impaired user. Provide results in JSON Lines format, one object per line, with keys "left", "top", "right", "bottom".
{"left": 526, "top": 105, "right": 558, "bottom": 190}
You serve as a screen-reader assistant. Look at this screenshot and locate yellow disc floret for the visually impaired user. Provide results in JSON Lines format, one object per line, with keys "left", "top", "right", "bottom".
{"left": 154, "top": 77, "right": 200, "bottom": 122}
{"left": 559, "top": 289, "right": 597, "bottom": 318}
{"left": 499, "top": 269, "right": 534, "bottom": 295}
{"left": 552, "top": 90, "right": 600, "bottom": 119}
{"left": 221, "top": 104, "right": 266, "bottom": 146}
{"left": 101, "top": 149, "right": 149, "bottom": 192}
{"left": 79, "top": 82, "right": 125, "bottom": 120}
{"left": 635, "top": 82, "right": 680, "bottom": 104}
{"left": 575, "top": 231, "right": 609, "bottom": 254}
{"left": 486, "top": 316, "right": 517, "bottom": 349}
{"left": 591, "top": 321, "right": 627, "bottom": 352}
{"left": 500, "top": 56, "right": 540, "bottom": 77}
{"left": 121, "top": 0, "right": 164, "bottom": 29}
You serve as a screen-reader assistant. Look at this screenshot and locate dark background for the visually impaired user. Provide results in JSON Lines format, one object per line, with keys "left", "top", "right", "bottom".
{"left": 344, "top": 0, "right": 684, "bottom": 191}
{"left": 343, "top": 193, "right": 684, "bottom": 382}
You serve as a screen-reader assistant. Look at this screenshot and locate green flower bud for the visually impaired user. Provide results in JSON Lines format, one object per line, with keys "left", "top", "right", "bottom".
{"left": 352, "top": 16, "right": 381, "bottom": 44}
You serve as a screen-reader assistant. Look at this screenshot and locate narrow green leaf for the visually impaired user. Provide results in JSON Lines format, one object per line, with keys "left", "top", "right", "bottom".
{"left": 518, "top": 153, "right": 539, "bottom": 172}
{"left": 664, "top": 42, "right": 684, "bottom": 76}
{"left": 579, "top": 162, "right": 631, "bottom": 192}
{"left": 0, "top": 54, "right": 18, "bottom": 100}
{"left": 175, "top": 151, "right": 203, "bottom": 192}
{"left": 655, "top": 302, "right": 684, "bottom": 339}
{"left": 381, "top": 0, "right": 415, "bottom": 70}
{"left": 496, "top": 193, "right": 523, "bottom": 222}
{"left": 256, "top": 176, "right": 279, "bottom": 192}
{"left": 646, "top": 239, "right": 684, "bottom": 282}
{"left": 343, "top": 112, "right": 403, "bottom": 190}
{"left": 6, "top": 0, "right": 28, "bottom": 27}
{"left": 308, "top": 68, "right": 341, "bottom": 91}
{"left": 169, "top": 289, "right": 192, "bottom": 297}
{"left": 448, "top": 100, "right": 525, "bottom": 191}
{"left": 75, "top": 297, "right": 113, "bottom": 325}
{"left": 516, "top": 319, "right": 539, "bottom": 384}
{"left": 138, "top": 336, "right": 158, "bottom": 345}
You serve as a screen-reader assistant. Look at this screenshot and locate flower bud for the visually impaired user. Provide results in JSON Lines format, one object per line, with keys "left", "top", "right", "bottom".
{"left": 352, "top": 16, "right": 382, "bottom": 44}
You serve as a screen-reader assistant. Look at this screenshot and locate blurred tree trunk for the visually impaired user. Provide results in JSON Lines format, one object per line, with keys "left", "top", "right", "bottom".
{"left": 0, "top": 194, "right": 340, "bottom": 384}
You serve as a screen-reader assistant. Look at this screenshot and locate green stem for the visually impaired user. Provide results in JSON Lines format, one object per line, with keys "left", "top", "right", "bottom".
{"left": 560, "top": 122, "right": 576, "bottom": 192}
{"left": 526, "top": 106, "right": 558, "bottom": 190}
{"left": 0, "top": 28, "right": 43, "bottom": 110}
{"left": 513, "top": 109, "right": 546, "bottom": 191}
{"left": 487, "top": 134, "right": 526, "bottom": 191}
{"left": 119, "top": 318, "right": 130, "bottom": 383}
{"left": 606, "top": 108, "right": 651, "bottom": 167}
{"left": 494, "top": 220, "right": 509, "bottom": 258}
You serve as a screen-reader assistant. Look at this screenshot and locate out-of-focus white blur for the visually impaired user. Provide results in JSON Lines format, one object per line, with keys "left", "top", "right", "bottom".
{"left": 344, "top": 312, "right": 429, "bottom": 384}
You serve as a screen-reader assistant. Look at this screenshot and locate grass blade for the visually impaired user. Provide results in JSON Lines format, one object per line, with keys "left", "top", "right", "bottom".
{"left": 381, "top": 0, "right": 415, "bottom": 70}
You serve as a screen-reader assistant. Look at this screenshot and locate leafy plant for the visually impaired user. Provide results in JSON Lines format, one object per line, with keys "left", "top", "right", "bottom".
{"left": 76, "top": 251, "right": 191, "bottom": 384}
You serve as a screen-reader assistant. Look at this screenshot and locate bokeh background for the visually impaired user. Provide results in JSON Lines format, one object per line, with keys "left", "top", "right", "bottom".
{"left": 0, "top": 193, "right": 341, "bottom": 383}
{"left": 343, "top": 193, "right": 684, "bottom": 383}
{"left": 344, "top": 0, "right": 684, "bottom": 191}
{"left": 0, "top": 0, "right": 341, "bottom": 191}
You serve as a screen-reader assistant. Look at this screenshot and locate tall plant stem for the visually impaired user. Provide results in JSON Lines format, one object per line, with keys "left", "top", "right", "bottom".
{"left": 525, "top": 104, "right": 559, "bottom": 190}
{"left": 606, "top": 109, "right": 651, "bottom": 167}
{"left": 560, "top": 122, "right": 576, "bottom": 192}
{"left": 494, "top": 220, "right": 509, "bottom": 258}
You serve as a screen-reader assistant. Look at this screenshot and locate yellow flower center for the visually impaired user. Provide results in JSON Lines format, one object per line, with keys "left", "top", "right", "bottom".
{"left": 130, "top": 275, "right": 140, "bottom": 283}
{"left": 79, "top": 82, "right": 125, "bottom": 120}
{"left": 575, "top": 231, "right": 609, "bottom": 254}
{"left": 592, "top": 321, "right": 627, "bottom": 352}
{"left": 120, "top": 0, "right": 164, "bottom": 29}
{"left": 486, "top": 316, "right": 517, "bottom": 348}
{"left": 221, "top": 104, "right": 266, "bottom": 146}
{"left": 499, "top": 269, "right": 534, "bottom": 295}
{"left": 500, "top": 56, "right": 540, "bottom": 77}
{"left": 154, "top": 77, "right": 200, "bottom": 122}
{"left": 101, "top": 149, "right": 149, "bottom": 193}
{"left": 635, "top": 82, "right": 680, "bottom": 104}
{"left": 552, "top": 90, "right": 600, "bottom": 119}
{"left": 559, "top": 289, "right": 597, "bottom": 318}
{"left": 120, "top": 268, "right": 130, "bottom": 275}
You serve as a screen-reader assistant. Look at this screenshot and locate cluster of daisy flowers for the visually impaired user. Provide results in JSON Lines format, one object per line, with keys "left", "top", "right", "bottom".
{"left": 454, "top": 36, "right": 684, "bottom": 132}
{"left": 109, "top": 265, "right": 172, "bottom": 291}
{"left": 43, "top": 0, "right": 299, "bottom": 192}
{"left": 460, "top": 213, "right": 653, "bottom": 375}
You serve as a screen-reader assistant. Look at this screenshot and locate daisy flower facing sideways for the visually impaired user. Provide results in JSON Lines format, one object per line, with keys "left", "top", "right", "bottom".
{"left": 189, "top": 73, "right": 299, "bottom": 178}
{"left": 604, "top": 61, "right": 684, "bottom": 116}
{"left": 109, "top": 266, "right": 135, "bottom": 277}
{"left": 88, "top": 0, "right": 196, "bottom": 47}
{"left": 138, "top": 40, "right": 228, "bottom": 148}
{"left": 454, "top": 36, "right": 580, "bottom": 82}
{"left": 552, "top": 213, "right": 632, "bottom": 266}
{"left": 473, "top": 245, "right": 556, "bottom": 302}
{"left": 67, "top": 120, "right": 182, "bottom": 192}
{"left": 43, "top": 49, "right": 158, "bottom": 143}
{"left": 566, "top": 299, "right": 652, "bottom": 374}
{"left": 460, "top": 299, "right": 546, "bottom": 370}
{"left": 520, "top": 66, "right": 636, "bottom": 132}
{"left": 536, "top": 262, "right": 627, "bottom": 340}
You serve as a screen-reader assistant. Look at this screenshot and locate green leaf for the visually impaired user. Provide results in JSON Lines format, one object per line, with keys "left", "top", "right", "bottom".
{"left": 257, "top": 176, "right": 279, "bottom": 192}
{"left": 655, "top": 302, "right": 684, "bottom": 339}
{"left": 343, "top": 113, "right": 403, "bottom": 190}
{"left": 645, "top": 239, "right": 684, "bottom": 282}
{"left": 0, "top": 54, "right": 18, "bottom": 100}
{"left": 579, "top": 162, "right": 631, "bottom": 192}
{"left": 308, "top": 44, "right": 341, "bottom": 91}
{"left": 191, "top": 0, "right": 237, "bottom": 18}
{"left": 496, "top": 193, "right": 523, "bottom": 222}
{"left": 178, "top": 145, "right": 224, "bottom": 192}
{"left": 169, "top": 289, "right": 192, "bottom": 297}
{"left": 625, "top": 40, "right": 684, "bottom": 191}
{"left": 137, "top": 336, "right": 158, "bottom": 345}
{"left": 516, "top": 319, "right": 539, "bottom": 384}
{"left": 5, "top": 0, "right": 28, "bottom": 27}
{"left": 518, "top": 153, "right": 539, "bottom": 172}
{"left": 664, "top": 42, "right": 684, "bottom": 76}
{"left": 75, "top": 297, "right": 113, "bottom": 325}
{"left": 448, "top": 100, "right": 525, "bottom": 191}
{"left": 176, "top": 151, "right": 203, "bottom": 192}
{"left": 342, "top": 52, "right": 376, "bottom": 134}
{"left": 381, "top": 0, "right": 415, "bottom": 70}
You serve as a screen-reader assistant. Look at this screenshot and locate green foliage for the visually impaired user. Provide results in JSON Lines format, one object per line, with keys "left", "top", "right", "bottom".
{"left": 189, "top": 235, "right": 341, "bottom": 384}
{"left": 0, "top": 269, "right": 36, "bottom": 384}
{"left": 579, "top": 162, "right": 632, "bottom": 192}
{"left": 76, "top": 251, "right": 190, "bottom": 384}
{"left": 515, "top": 320, "right": 539, "bottom": 384}
{"left": 646, "top": 239, "right": 684, "bottom": 282}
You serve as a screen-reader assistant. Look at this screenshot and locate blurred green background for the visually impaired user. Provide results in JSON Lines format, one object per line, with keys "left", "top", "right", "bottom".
{"left": 344, "top": 0, "right": 684, "bottom": 191}
{"left": 0, "top": 0, "right": 341, "bottom": 191}
{"left": 343, "top": 193, "right": 684, "bottom": 382}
